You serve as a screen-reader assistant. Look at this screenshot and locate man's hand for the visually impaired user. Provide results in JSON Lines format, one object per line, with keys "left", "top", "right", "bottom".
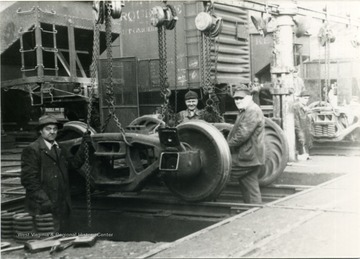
{"left": 39, "top": 199, "right": 53, "bottom": 214}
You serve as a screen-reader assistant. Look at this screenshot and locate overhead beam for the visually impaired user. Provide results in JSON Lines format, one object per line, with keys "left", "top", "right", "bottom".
{"left": 213, "top": 0, "right": 360, "bottom": 27}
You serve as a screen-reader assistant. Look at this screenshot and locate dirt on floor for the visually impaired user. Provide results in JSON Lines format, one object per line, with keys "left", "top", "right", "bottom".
{"left": 1, "top": 239, "right": 167, "bottom": 258}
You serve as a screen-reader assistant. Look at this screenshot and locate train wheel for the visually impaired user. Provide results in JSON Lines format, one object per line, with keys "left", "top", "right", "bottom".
{"left": 56, "top": 121, "right": 96, "bottom": 154}
{"left": 56, "top": 121, "right": 97, "bottom": 194}
{"left": 213, "top": 118, "right": 289, "bottom": 186}
{"left": 128, "top": 115, "right": 166, "bottom": 134}
{"left": 260, "top": 118, "right": 289, "bottom": 186}
{"left": 163, "top": 121, "right": 231, "bottom": 202}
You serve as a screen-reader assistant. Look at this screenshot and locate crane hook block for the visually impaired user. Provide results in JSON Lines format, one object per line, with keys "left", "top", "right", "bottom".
{"left": 150, "top": 4, "right": 178, "bottom": 30}
{"left": 93, "top": 0, "right": 124, "bottom": 24}
{"left": 195, "top": 12, "right": 222, "bottom": 37}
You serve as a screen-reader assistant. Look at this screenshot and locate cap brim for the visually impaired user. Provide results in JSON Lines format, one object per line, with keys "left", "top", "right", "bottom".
{"left": 233, "top": 91, "right": 247, "bottom": 98}
{"left": 36, "top": 122, "right": 63, "bottom": 130}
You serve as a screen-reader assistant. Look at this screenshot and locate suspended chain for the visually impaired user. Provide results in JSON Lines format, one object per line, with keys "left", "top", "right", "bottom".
{"left": 101, "top": 6, "right": 114, "bottom": 132}
{"left": 101, "top": 5, "right": 129, "bottom": 144}
{"left": 205, "top": 33, "right": 212, "bottom": 94}
{"left": 325, "top": 40, "right": 330, "bottom": 103}
{"left": 200, "top": 32, "right": 205, "bottom": 93}
{"left": 174, "top": 26, "right": 178, "bottom": 123}
{"left": 158, "top": 26, "right": 171, "bottom": 123}
{"left": 83, "top": 19, "right": 100, "bottom": 229}
{"left": 200, "top": 5, "right": 223, "bottom": 122}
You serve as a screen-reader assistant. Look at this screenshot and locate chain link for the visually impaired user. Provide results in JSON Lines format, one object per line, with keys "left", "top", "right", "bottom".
{"left": 83, "top": 17, "right": 100, "bottom": 229}
{"left": 158, "top": 25, "right": 173, "bottom": 124}
{"left": 199, "top": 11, "right": 223, "bottom": 123}
{"left": 325, "top": 40, "right": 330, "bottom": 103}
{"left": 174, "top": 26, "right": 178, "bottom": 115}
{"left": 100, "top": 5, "right": 130, "bottom": 144}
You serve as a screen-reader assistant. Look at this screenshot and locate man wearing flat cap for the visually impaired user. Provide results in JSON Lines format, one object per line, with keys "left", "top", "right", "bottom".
{"left": 21, "top": 114, "right": 88, "bottom": 233}
{"left": 226, "top": 84, "right": 265, "bottom": 204}
{"left": 177, "top": 90, "right": 204, "bottom": 124}
{"left": 294, "top": 90, "right": 312, "bottom": 160}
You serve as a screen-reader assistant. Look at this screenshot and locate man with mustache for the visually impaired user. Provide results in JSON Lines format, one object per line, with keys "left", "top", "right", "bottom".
{"left": 21, "top": 114, "right": 88, "bottom": 233}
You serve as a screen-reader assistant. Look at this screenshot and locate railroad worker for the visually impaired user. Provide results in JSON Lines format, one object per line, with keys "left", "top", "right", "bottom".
{"left": 227, "top": 85, "right": 265, "bottom": 204}
{"left": 328, "top": 83, "right": 338, "bottom": 107}
{"left": 177, "top": 90, "right": 203, "bottom": 124}
{"left": 294, "top": 90, "right": 312, "bottom": 160}
{"left": 250, "top": 77, "right": 262, "bottom": 106}
{"left": 292, "top": 68, "right": 306, "bottom": 99}
{"left": 21, "top": 114, "right": 88, "bottom": 233}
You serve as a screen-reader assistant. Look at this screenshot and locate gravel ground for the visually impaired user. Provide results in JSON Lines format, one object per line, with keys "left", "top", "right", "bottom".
{"left": 2, "top": 239, "right": 167, "bottom": 258}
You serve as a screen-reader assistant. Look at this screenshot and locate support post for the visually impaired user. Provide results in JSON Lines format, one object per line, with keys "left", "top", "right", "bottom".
{"left": 271, "top": 3, "right": 297, "bottom": 161}
{"left": 34, "top": 8, "right": 44, "bottom": 79}
{"left": 68, "top": 19, "right": 76, "bottom": 80}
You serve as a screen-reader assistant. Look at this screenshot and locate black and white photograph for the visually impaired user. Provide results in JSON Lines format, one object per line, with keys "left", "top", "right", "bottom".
{"left": 1, "top": 0, "right": 359, "bottom": 258}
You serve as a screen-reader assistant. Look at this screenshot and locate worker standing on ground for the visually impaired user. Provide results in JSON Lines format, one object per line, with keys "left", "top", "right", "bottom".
{"left": 250, "top": 77, "right": 262, "bottom": 106}
{"left": 294, "top": 90, "right": 312, "bottom": 160}
{"left": 227, "top": 85, "right": 265, "bottom": 204}
{"left": 293, "top": 68, "right": 305, "bottom": 99}
{"left": 21, "top": 115, "right": 89, "bottom": 233}
{"left": 177, "top": 90, "right": 203, "bottom": 124}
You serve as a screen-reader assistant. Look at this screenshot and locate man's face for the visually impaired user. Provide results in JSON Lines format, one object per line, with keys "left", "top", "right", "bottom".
{"left": 40, "top": 124, "right": 58, "bottom": 143}
{"left": 185, "top": 98, "right": 198, "bottom": 111}
{"left": 234, "top": 95, "right": 252, "bottom": 110}
{"left": 299, "top": 96, "right": 310, "bottom": 106}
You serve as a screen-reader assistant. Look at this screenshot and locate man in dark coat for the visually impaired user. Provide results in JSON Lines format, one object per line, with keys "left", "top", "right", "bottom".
{"left": 250, "top": 77, "right": 262, "bottom": 106}
{"left": 294, "top": 90, "right": 312, "bottom": 160}
{"left": 21, "top": 115, "right": 86, "bottom": 232}
{"left": 227, "top": 85, "right": 265, "bottom": 204}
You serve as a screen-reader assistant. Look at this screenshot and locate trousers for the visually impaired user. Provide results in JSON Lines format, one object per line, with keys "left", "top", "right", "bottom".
{"left": 232, "top": 165, "right": 262, "bottom": 204}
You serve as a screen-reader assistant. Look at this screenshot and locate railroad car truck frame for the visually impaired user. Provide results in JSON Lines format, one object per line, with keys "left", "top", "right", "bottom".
{"left": 1, "top": 0, "right": 299, "bottom": 202}
{"left": 57, "top": 0, "right": 290, "bottom": 202}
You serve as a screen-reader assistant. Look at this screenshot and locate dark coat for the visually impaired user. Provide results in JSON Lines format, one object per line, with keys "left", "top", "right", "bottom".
{"left": 227, "top": 101, "right": 265, "bottom": 168}
{"left": 21, "top": 137, "right": 84, "bottom": 218}
{"left": 177, "top": 108, "right": 204, "bottom": 124}
{"left": 294, "top": 101, "right": 312, "bottom": 153}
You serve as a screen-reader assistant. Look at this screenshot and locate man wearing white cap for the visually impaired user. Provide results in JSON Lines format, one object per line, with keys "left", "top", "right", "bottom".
{"left": 227, "top": 85, "right": 265, "bottom": 204}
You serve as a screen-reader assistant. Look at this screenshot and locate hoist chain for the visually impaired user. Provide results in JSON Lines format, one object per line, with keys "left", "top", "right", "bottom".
{"left": 200, "top": 33, "right": 205, "bottom": 93}
{"left": 84, "top": 19, "right": 100, "bottom": 229}
{"left": 101, "top": 6, "right": 114, "bottom": 132}
{"left": 205, "top": 34, "right": 212, "bottom": 94}
{"left": 174, "top": 26, "right": 179, "bottom": 123}
{"left": 199, "top": 7, "right": 223, "bottom": 123}
{"left": 101, "top": 5, "right": 129, "bottom": 144}
{"left": 325, "top": 41, "right": 330, "bottom": 103}
{"left": 158, "top": 26, "right": 172, "bottom": 123}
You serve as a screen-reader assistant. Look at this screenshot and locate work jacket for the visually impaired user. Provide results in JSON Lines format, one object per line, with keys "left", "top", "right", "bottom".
{"left": 294, "top": 101, "right": 312, "bottom": 153}
{"left": 21, "top": 137, "right": 84, "bottom": 218}
{"left": 177, "top": 108, "right": 203, "bottom": 124}
{"left": 227, "top": 101, "right": 265, "bottom": 168}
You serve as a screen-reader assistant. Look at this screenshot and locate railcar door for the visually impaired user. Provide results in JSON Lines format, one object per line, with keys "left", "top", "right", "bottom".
{"left": 98, "top": 57, "right": 139, "bottom": 131}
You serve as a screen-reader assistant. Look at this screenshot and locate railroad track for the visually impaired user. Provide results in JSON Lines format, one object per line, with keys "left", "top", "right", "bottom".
{"left": 72, "top": 182, "right": 310, "bottom": 222}
{"left": 65, "top": 182, "right": 312, "bottom": 242}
